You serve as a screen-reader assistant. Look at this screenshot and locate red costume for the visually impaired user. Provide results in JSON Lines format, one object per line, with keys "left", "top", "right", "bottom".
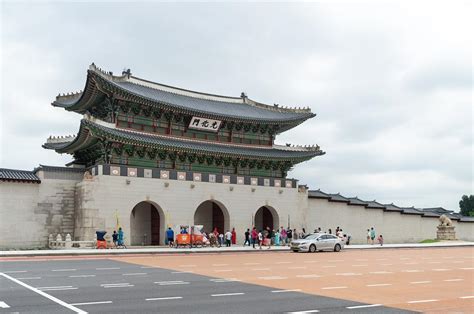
{"left": 231, "top": 228, "right": 237, "bottom": 244}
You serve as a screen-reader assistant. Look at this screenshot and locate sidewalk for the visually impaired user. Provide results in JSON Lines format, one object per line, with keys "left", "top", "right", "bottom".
{"left": 1, "top": 241, "right": 472, "bottom": 257}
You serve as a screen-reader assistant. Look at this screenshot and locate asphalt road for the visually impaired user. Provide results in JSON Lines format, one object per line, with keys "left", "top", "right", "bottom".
{"left": 0, "top": 259, "right": 411, "bottom": 313}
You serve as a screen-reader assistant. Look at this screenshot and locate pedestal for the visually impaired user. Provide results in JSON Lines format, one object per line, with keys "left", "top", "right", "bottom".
{"left": 436, "top": 225, "right": 456, "bottom": 240}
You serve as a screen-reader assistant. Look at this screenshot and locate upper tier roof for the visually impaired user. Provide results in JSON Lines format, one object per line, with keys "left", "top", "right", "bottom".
{"left": 43, "top": 117, "right": 325, "bottom": 162}
{"left": 53, "top": 64, "right": 316, "bottom": 127}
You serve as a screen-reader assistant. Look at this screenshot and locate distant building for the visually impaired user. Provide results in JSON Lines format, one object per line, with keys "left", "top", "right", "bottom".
{"left": 0, "top": 64, "right": 472, "bottom": 249}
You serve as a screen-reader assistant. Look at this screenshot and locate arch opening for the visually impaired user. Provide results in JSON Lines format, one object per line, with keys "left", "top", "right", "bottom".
{"left": 194, "top": 200, "right": 229, "bottom": 234}
{"left": 130, "top": 201, "right": 165, "bottom": 246}
{"left": 254, "top": 206, "right": 279, "bottom": 232}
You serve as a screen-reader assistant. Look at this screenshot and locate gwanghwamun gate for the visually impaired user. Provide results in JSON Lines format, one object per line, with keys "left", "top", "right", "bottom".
{"left": 1, "top": 64, "right": 472, "bottom": 249}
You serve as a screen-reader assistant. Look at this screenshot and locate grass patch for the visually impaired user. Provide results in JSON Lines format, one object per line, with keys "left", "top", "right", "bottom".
{"left": 419, "top": 239, "right": 440, "bottom": 243}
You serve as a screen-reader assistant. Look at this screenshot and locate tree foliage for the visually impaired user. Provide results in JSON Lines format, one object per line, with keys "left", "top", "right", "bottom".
{"left": 459, "top": 195, "right": 474, "bottom": 217}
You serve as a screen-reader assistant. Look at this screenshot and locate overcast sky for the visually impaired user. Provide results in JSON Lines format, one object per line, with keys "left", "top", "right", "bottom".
{"left": 1, "top": 1, "right": 472, "bottom": 211}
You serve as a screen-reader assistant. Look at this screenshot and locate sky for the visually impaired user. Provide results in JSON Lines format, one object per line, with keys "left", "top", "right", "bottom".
{"left": 1, "top": 1, "right": 472, "bottom": 211}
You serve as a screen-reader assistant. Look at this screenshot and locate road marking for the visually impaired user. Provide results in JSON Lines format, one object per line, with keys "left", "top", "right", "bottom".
{"left": 69, "top": 275, "right": 96, "bottom": 278}
{"left": 70, "top": 301, "right": 112, "bottom": 306}
{"left": 346, "top": 304, "right": 382, "bottom": 309}
{"left": 258, "top": 276, "right": 287, "bottom": 280}
{"left": 210, "top": 278, "right": 241, "bottom": 283}
{"left": 155, "top": 281, "right": 190, "bottom": 285}
{"left": 366, "top": 283, "right": 392, "bottom": 287}
{"left": 428, "top": 261, "right": 441, "bottom": 264}
{"left": 0, "top": 302, "right": 10, "bottom": 309}
{"left": 146, "top": 296, "right": 183, "bottom": 301}
{"left": 100, "top": 283, "right": 129, "bottom": 286}
{"left": 460, "top": 267, "right": 474, "bottom": 270}
{"left": 287, "top": 310, "right": 319, "bottom": 313}
{"left": 179, "top": 264, "right": 196, "bottom": 267}
{"left": 321, "top": 286, "right": 348, "bottom": 290}
{"left": 356, "top": 259, "right": 368, "bottom": 261}
{"left": 336, "top": 273, "right": 362, "bottom": 276}
{"left": 37, "top": 286, "right": 73, "bottom": 289}
{"left": 41, "top": 287, "right": 78, "bottom": 291}
{"left": 444, "top": 279, "right": 463, "bottom": 282}
{"left": 96, "top": 267, "right": 120, "bottom": 270}
{"left": 433, "top": 269, "right": 450, "bottom": 271}
{"left": 408, "top": 299, "right": 438, "bottom": 304}
{"left": 296, "top": 274, "right": 320, "bottom": 278}
{"left": 443, "top": 256, "right": 455, "bottom": 259}
{"left": 452, "top": 261, "right": 464, "bottom": 264}
{"left": 369, "top": 271, "right": 392, "bottom": 274}
{"left": 289, "top": 266, "right": 307, "bottom": 269}
{"left": 101, "top": 283, "right": 134, "bottom": 288}
{"left": 123, "top": 273, "right": 147, "bottom": 276}
{"left": 3, "top": 270, "right": 27, "bottom": 274}
{"left": 16, "top": 277, "right": 41, "bottom": 280}
{"left": 52, "top": 269, "right": 77, "bottom": 272}
{"left": 252, "top": 268, "right": 270, "bottom": 271}
{"left": 0, "top": 273, "right": 86, "bottom": 314}
{"left": 376, "top": 258, "right": 388, "bottom": 261}
{"left": 381, "top": 263, "right": 393, "bottom": 266}
{"left": 400, "top": 258, "right": 410, "bottom": 260}
{"left": 410, "top": 281, "right": 431, "bottom": 284}
{"left": 244, "top": 262, "right": 261, "bottom": 265}
{"left": 404, "top": 262, "right": 419, "bottom": 265}
{"left": 212, "top": 263, "right": 229, "bottom": 266}
{"left": 276, "top": 261, "right": 291, "bottom": 264}
{"left": 352, "top": 264, "right": 368, "bottom": 267}
{"left": 403, "top": 270, "right": 423, "bottom": 273}
{"left": 214, "top": 269, "right": 232, "bottom": 272}
{"left": 272, "top": 289, "right": 302, "bottom": 293}
{"left": 211, "top": 293, "right": 245, "bottom": 297}
{"left": 328, "top": 259, "right": 343, "bottom": 262}
{"left": 304, "top": 261, "right": 317, "bottom": 263}
{"left": 459, "top": 296, "right": 474, "bottom": 299}
{"left": 323, "top": 265, "right": 336, "bottom": 268}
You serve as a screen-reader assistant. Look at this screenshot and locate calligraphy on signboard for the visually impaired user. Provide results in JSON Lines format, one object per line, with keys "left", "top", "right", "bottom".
{"left": 188, "top": 117, "right": 221, "bottom": 132}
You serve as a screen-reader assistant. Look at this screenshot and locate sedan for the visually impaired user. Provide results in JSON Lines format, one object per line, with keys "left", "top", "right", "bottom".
{"left": 291, "top": 233, "right": 345, "bottom": 253}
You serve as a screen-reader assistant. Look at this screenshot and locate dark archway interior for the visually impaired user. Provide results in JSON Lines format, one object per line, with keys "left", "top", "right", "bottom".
{"left": 255, "top": 206, "right": 274, "bottom": 231}
{"left": 194, "top": 201, "right": 227, "bottom": 234}
{"left": 130, "top": 202, "right": 161, "bottom": 245}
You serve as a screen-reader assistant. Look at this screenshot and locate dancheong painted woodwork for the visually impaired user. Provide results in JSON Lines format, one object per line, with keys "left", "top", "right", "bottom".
{"left": 44, "top": 63, "right": 324, "bottom": 178}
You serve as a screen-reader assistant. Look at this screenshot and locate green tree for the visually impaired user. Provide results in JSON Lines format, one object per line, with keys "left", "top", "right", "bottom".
{"left": 459, "top": 195, "right": 474, "bottom": 217}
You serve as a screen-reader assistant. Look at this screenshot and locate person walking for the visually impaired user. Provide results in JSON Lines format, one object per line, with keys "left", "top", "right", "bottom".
{"left": 244, "top": 228, "right": 251, "bottom": 246}
{"left": 280, "top": 227, "right": 287, "bottom": 245}
{"left": 231, "top": 228, "right": 237, "bottom": 245}
{"left": 266, "top": 227, "right": 272, "bottom": 249}
{"left": 251, "top": 227, "right": 258, "bottom": 249}
{"left": 367, "top": 229, "right": 371, "bottom": 244}
{"left": 377, "top": 234, "right": 384, "bottom": 246}
{"left": 370, "top": 227, "right": 376, "bottom": 245}
{"left": 287, "top": 227, "right": 292, "bottom": 246}
{"left": 112, "top": 230, "right": 118, "bottom": 248}
{"left": 117, "top": 227, "right": 125, "bottom": 248}
{"left": 258, "top": 230, "right": 263, "bottom": 249}
{"left": 225, "top": 230, "right": 232, "bottom": 247}
{"left": 166, "top": 227, "right": 174, "bottom": 248}
{"left": 219, "top": 233, "right": 224, "bottom": 246}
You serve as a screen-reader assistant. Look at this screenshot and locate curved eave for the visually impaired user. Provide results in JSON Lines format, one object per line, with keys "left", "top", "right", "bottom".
{"left": 52, "top": 69, "right": 316, "bottom": 128}
{"left": 46, "top": 119, "right": 325, "bottom": 162}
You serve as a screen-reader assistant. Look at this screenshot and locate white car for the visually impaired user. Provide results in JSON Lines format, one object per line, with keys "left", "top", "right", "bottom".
{"left": 291, "top": 233, "right": 345, "bottom": 253}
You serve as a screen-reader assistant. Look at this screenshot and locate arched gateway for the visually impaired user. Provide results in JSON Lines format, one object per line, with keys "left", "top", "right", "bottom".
{"left": 255, "top": 206, "right": 279, "bottom": 231}
{"left": 194, "top": 200, "right": 229, "bottom": 234}
{"left": 130, "top": 201, "right": 165, "bottom": 246}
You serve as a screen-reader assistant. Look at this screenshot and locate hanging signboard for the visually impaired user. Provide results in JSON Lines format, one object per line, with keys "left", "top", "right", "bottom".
{"left": 188, "top": 116, "right": 221, "bottom": 132}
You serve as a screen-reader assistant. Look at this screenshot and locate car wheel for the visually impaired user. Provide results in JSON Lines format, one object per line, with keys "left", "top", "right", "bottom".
{"left": 309, "top": 244, "right": 317, "bottom": 253}
{"left": 334, "top": 244, "right": 341, "bottom": 252}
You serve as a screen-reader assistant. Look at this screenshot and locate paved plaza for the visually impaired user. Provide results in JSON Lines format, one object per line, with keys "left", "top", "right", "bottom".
{"left": 0, "top": 247, "right": 472, "bottom": 313}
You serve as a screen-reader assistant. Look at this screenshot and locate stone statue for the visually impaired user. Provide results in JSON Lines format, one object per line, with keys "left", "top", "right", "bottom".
{"left": 439, "top": 214, "right": 453, "bottom": 227}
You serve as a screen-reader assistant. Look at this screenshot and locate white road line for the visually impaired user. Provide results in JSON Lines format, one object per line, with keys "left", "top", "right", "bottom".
{"left": 289, "top": 266, "right": 307, "bottom": 269}
{"left": 210, "top": 278, "right": 241, "bottom": 283}
{"left": 376, "top": 258, "right": 388, "bottom": 261}
{"left": 287, "top": 310, "right": 319, "bottom": 313}
{"left": 460, "top": 267, "right": 474, "bottom": 270}
{"left": 410, "top": 281, "right": 431, "bottom": 284}
{"left": 276, "top": 261, "right": 292, "bottom": 264}
{"left": 443, "top": 256, "right": 455, "bottom": 259}
{"left": 122, "top": 273, "right": 147, "bottom": 276}
{"left": 369, "top": 271, "right": 392, "bottom": 274}
{"left": 328, "top": 260, "right": 343, "bottom": 262}
{"left": 0, "top": 273, "right": 86, "bottom": 314}
{"left": 322, "top": 265, "right": 336, "bottom": 268}
{"left": 404, "top": 262, "right": 419, "bottom": 265}
{"left": 16, "top": 277, "right": 41, "bottom": 280}
{"left": 0, "top": 302, "right": 10, "bottom": 309}
{"left": 428, "top": 261, "right": 441, "bottom": 264}
{"left": 155, "top": 281, "right": 190, "bottom": 285}
{"left": 96, "top": 267, "right": 120, "bottom": 270}
{"left": 146, "top": 296, "right": 183, "bottom": 301}
{"left": 452, "top": 261, "right": 464, "bottom": 264}
{"left": 304, "top": 261, "right": 317, "bottom": 263}
{"left": 100, "top": 283, "right": 129, "bottom": 286}
{"left": 103, "top": 284, "right": 134, "bottom": 288}
{"left": 336, "top": 273, "right": 362, "bottom": 276}
{"left": 272, "top": 289, "right": 302, "bottom": 293}
{"left": 244, "top": 262, "right": 261, "bottom": 265}
{"left": 433, "top": 269, "right": 450, "bottom": 271}
{"left": 52, "top": 269, "right": 77, "bottom": 272}
{"left": 381, "top": 263, "right": 393, "bottom": 266}
{"left": 407, "top": 299, "right": 438, "bottom": 304}
{"left": 3, "top": 270, "right": 27, "bottom": 274}
{"left": 459, "top": 296, "right": 474, "bottom": 299}
{"left": 41, "top": 287, "right": 78, "bottom": 291}
{"left": 444, "top": 279, "right": 463, "bottom": 282}
{"left": 258, "top": 276, "right": 287, "bottom": 280}
{"left": 321, "top": 286, "right": 347, "bottom": 290}
{"left": 346, "top": 304, "right": 382, "bottom": 309}
{"left": 352, "top": 264, "right": 368, "bottom": 267}
{"left": 214, "top": 269, "right": 232, "bottom": 272}
{"left": 212, "top": 264, "right": 229, "bottom": 266}
{"left": 366, "top": 283, "right": 392, "bottom": 287}
{"left": 70, "top": 301, "right": 112, "bottom": 306}
{"left": 399, "top": 258, "right": 410, "bottom": 260}
{"left": 179, "top": 264, "right": 196, "bottom": 267}
{"left": 69, "top": 275, "right": 96, "bottom": 278}
{"left": 296, "top": 274, "right": 320, "bottom": 278}
{"left": 403, "top": 270, "right": 423, "bottom": 273}
{"left": 211, "top": 293, "right": 245, "bottom": 297}
{"left": 252, "top": 268, "right": 270, "bottom": 271}
{"left": 37, "top": 286, "right": 73, "bottom": 289}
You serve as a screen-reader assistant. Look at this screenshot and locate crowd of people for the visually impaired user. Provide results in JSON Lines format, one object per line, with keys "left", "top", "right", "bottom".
{"left": 367, "top": 227, "right": 383, "bottom": 246}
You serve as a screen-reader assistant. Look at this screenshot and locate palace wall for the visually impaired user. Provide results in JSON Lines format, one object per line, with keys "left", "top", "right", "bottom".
{"left": 307, "top": 198, "right": 474, "bottom": 243}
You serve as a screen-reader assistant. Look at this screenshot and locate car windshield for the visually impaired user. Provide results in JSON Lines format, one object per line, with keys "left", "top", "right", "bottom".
{"left": 303, "top": 234, "right": 318, "bottom": 240}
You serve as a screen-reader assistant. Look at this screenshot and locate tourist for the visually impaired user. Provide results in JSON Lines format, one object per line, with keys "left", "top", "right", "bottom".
{"left": 219, "top": 233, "right": 224, "bottom": 246}
{"left": 274, "top": 229, "right": 280, "bottom": 246}
{"left": 377, "top": 234, "right": 384, "bottom": 246}
{"left": 318, "top": 227, "right": 322, "bottom": 233}
{"left": 231, "top": 228, "right": 237, "bottom": 245}
{"left": 287, "top": 227, "right": 292, "bottom": 246}
{"left": 244, "top": 228, "right": 251, "bottom": 246}
{"left": 328, "top": 228, "right": 332, "bottom": 235}
{"left": 117, "top": 227, "right": 125, "bottom": 248}
{"left": 258, "top": 230, "right": 263, "bottom": 249}
{"left": 251, "top": 227, "right": 258, "bottom": 249}
{"left": 266, "top": 227, "right": 272, "bottom": 249}
{"left": 280, "top": 227, "right": 287, "bottom": 245}
{"left": 367, "top": 229, "right": 371, "bottom": 244}
{"left": 112, "top": 230, "right": 118, "bottom": 248}
{"left": 225, "top": 230, "right": 232, "bottom": 247}
{"left": 166, "top": 227, "right": 174, "bottom": 248}
{"left": 370, "top": 227, "right": 376, "bottom": 245}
